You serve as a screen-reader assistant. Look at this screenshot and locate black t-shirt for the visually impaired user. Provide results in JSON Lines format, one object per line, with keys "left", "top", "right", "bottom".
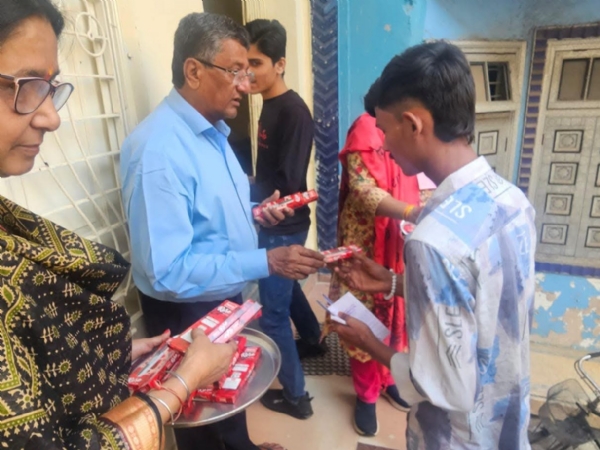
{"left": 251, "top": 90, "right": 314, "bottom": 235}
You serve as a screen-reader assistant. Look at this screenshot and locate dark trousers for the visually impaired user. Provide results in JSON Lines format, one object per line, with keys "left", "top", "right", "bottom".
{"left": 140, "top": 291, "right": 260, "bottom": 450}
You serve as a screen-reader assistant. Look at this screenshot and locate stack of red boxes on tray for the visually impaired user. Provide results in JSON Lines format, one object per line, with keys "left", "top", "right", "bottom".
{"left": 252, "top": 189, "right": 318, "bottom": 220}
{"left": 128, "top": 299, "right": 263, "bottom": 408}
{"left": 195, "top": 345, "right": 262, "bottom": 404}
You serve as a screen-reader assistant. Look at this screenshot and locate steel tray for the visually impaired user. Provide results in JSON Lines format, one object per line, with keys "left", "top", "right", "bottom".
{"left": 171, "top": 328, "right": 281, "bottom": 428}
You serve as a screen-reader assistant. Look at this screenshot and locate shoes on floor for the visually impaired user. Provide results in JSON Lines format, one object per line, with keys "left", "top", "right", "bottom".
{"left": 353, "top": 398, "right": 378, "bottom": 436}
{"left": 381, "top": 384, "right": 410, "bottom": 412}
{"left": 295, "top": 338, "right": 328, "bottom": 359}
{"left": 260, "top": 389, "right": 314, "bottom": 420}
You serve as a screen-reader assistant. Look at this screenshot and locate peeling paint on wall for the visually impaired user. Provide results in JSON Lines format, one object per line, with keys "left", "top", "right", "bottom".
{"left": 533, "top": 273, "right": 600, "bottom": 350}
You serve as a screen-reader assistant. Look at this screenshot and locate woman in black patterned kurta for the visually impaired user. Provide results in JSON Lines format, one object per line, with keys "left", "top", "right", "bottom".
{"left": 0, "top": 1, "right": 235, "bottom": 448}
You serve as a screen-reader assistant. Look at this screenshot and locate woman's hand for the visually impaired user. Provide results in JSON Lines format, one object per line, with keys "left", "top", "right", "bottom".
{"left": 176, "top": 329, "right": 237, "bottom": 390}
{"left": 131, "top": 330, "right": 170, "bottom": 361}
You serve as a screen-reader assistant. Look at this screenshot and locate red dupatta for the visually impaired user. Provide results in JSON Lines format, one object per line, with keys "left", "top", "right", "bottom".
{"left": 338, "top": 113, "right": 420, "bottom": 351}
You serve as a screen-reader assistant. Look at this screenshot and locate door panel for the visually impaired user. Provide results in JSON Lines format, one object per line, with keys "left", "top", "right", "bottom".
{"left": 530, "top": 38, "right": 600, "bottom": 266}
{"left": 473, "top": 112, "right": 513, "bottom": 179}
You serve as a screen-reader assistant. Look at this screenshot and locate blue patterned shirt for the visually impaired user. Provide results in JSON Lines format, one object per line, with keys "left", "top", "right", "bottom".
{"left": 391, "top": 157, "right": 535, "bottom": 449}
{"left": 120, "top": 89, "right": 269, "bottom": 303}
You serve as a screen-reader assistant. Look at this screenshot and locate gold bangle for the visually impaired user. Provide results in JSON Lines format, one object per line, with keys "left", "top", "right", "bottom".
{"left": 403, "top": 204, "right": 415, "bottom": 221}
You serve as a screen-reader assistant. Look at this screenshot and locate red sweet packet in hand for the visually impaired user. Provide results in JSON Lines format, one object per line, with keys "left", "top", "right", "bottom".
{"left": 321, "top": 245, "right": 362, "bottom": 264}
{"left": 252, "top": 189, "right": 318, "bottom": 220}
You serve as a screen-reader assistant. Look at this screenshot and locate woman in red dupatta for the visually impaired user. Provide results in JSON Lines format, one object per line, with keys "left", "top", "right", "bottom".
{"left": 325, "top": 81, "right": 421, "bottom": 437}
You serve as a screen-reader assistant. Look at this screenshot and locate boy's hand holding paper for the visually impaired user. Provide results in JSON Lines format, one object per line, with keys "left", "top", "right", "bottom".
{"left": 327, "top": 292, "right": 390, "bottom": 341}
{"left": 331, "top": 297, "right": 398, "bottom": 374}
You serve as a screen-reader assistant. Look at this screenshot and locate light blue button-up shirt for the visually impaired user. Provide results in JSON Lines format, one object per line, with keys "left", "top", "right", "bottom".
{"left": 120, "top": 89, "right": 269, "bottom": 303}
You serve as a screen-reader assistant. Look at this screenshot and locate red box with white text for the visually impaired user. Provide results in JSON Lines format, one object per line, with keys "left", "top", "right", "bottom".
{"left": 252, "top": 190, "right": 318, "bottom": 220}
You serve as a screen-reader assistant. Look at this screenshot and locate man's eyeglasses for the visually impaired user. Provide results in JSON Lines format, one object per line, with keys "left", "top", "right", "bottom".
{"left": 193, "top": 58, "right": 255, "bottom": 85}
{"left": 0, "top": 73, "right": 74, "bottom": 115}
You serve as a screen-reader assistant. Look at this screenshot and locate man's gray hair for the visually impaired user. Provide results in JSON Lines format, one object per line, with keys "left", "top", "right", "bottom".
{"left": 171, "top": 12, "right": 249, "bottom": 88}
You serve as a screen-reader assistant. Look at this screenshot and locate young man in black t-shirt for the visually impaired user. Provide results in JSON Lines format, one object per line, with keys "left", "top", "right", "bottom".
{"left": 246, "top": 18, "right": 325, "bottom": 420}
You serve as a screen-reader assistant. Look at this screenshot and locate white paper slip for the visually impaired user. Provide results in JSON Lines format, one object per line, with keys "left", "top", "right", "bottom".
{"left": 327, "top": 292, "right": 390, "bottom": 341}
{"left": 316, "top": 299, "right": 346, "bottom": 324}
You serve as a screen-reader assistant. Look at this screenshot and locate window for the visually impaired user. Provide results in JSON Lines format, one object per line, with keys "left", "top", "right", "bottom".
{"left": 558, "top": 58, "right": 600, "bottom": 101}
{"left": 470, "top": 62, "right": 511, "bottom": 102}
{"left": 452, "top": 41, "right": 525, "bottom": 181}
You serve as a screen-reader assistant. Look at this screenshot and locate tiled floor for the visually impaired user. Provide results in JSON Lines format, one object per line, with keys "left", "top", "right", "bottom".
{"left": 246, "top": 277, "right": 407, "bottom": 450}
{"left": 247, "top": 375, "right": 407, "bottom": 450}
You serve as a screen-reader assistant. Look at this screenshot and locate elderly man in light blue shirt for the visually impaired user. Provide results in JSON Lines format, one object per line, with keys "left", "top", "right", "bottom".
{"left": 120, "top": 12, "right": 323, "bottom": 450}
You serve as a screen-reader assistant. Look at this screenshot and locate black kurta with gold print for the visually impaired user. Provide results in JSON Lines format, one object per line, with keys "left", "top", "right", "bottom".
{"left": 0, "top": 196, "right": 132, "bottom": 449}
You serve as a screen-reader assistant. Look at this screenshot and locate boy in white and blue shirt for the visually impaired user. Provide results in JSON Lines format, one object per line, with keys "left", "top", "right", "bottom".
{"left": 395, "top": 156, "right": 535, "bottom": 449}
{"left": 333, "top": 42, "right": 535, "bottom": 450}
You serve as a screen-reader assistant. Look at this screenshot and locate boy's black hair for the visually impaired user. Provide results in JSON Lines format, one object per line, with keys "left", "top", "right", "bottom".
{"left": 364, "top": 78, "right": 382, "bottom": 117}
{"left": 378, "top": 41, "right": 475, "bottom": 143}
{"left": 245, "top": 19, "right": 286, "bottom": 64}
{"left": 0, "top": 0, "right": 64, "bottom": 47}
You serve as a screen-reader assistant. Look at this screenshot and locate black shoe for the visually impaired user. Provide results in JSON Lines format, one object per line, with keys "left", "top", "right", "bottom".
{"left": 295, "top": 339, "right": 327, "bottom": 359}
{"left": 353, "top": 398, "right": 378, "bottom": 436}
{"left": 260, "top": 389, "right": 314, "bottom": 420}
{"left": 381, "top": 385, "right": 410, "bottom": 412}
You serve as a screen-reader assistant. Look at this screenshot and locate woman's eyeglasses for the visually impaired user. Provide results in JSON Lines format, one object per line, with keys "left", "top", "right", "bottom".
{"left": 0, "top": 73, "right": 74, "bottom": 115}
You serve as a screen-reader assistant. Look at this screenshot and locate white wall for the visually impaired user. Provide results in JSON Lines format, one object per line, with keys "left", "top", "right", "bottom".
{"left": 115, "top": 0, "right": 203, "bottom": 122}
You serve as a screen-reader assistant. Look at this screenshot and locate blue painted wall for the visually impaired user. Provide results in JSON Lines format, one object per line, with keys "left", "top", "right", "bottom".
{"left": 425, "top": 0, "right": 600, "bottom": 41}
{"left": 425, "top": 0, "right": 526, "bottom": 41}
{"left": 338, "top": 0, "right": 426, "bottom": 146}
{"left": 535, "top": 274, "right": 600, "bottom": 350}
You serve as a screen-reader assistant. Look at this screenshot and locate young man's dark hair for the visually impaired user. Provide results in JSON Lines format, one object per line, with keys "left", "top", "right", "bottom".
{"left": 245, "top": 19, "right": 286, "bottom": 64}
{"left": 378, "top": 41, "right": 476, "bottom": 144}
{"left": 364, "top": 77, "right": 382, "bottom": 117}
